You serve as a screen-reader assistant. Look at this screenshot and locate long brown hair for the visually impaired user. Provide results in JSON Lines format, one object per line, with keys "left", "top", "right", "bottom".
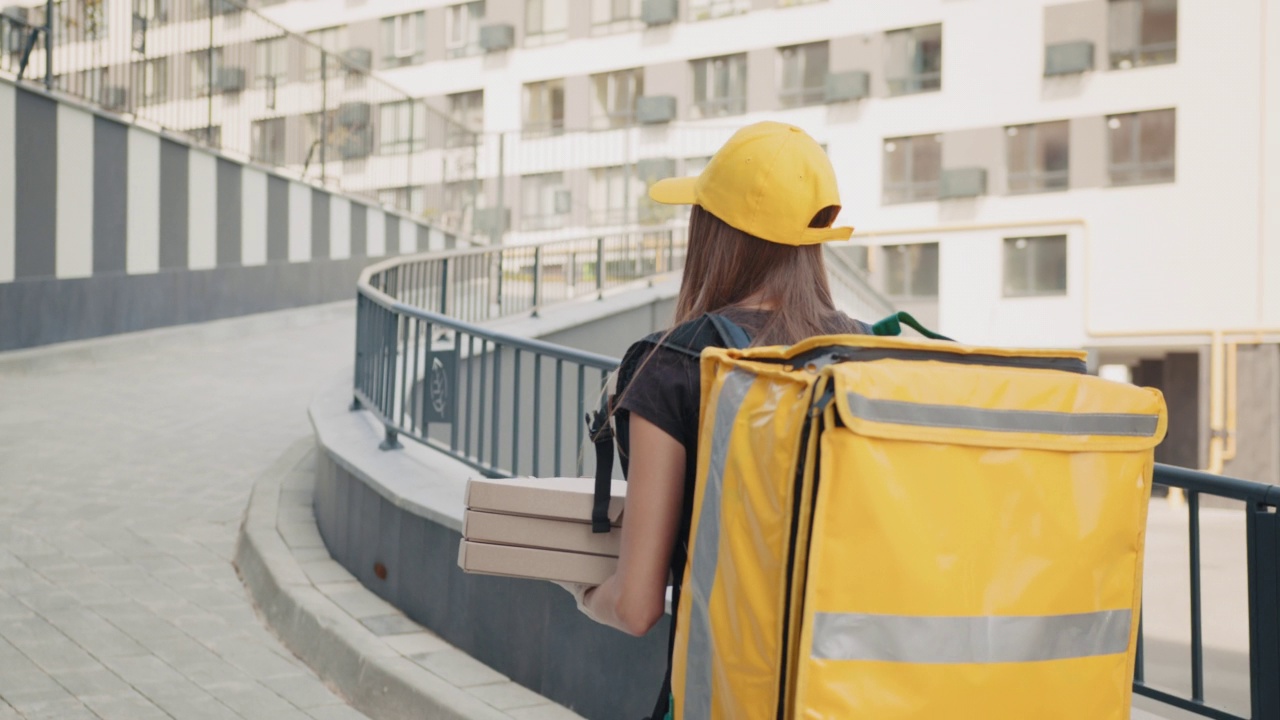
{"left": 674, "top": 205, "right": 841, "bottom": 346}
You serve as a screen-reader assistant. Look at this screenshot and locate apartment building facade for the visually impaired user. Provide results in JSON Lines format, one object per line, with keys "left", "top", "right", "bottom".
{"left": 4, "top": 0, "right": 1279, "bottom": 480}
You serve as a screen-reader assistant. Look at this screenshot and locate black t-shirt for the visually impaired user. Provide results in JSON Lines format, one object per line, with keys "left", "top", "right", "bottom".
{"left": 616, "top": 307, "right": 868, "bottom": 573}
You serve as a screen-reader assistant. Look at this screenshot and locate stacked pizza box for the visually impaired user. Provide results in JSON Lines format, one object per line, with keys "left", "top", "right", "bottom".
{"left": 457, "top": 476, "right": 625, "bottom": 586}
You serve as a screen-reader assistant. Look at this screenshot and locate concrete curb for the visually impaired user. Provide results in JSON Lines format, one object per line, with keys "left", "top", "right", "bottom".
{"left": 235, "top": 437, "right": 578, "bottom": 720}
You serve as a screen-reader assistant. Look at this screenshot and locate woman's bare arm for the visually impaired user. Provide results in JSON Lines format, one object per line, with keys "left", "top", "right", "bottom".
{"left": 581, "top": 415, "right": 686, "bottom": 636}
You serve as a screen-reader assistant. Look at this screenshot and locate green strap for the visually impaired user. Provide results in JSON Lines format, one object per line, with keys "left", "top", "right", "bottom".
{"left": 871, "top": 311, "right": 953, "bottom": 342}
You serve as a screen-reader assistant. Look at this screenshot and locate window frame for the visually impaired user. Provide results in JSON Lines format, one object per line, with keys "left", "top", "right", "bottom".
{"left": 882, "top": 242, "right": 940, "bottom": 299}
{"left": 1108, "top": 0, "right": 1177, "bottom": 70}
{"left": 254, "top": 36, "right": 288, "bottom": 90}
{"left": 588, "top": 165, "right": 646, "bottom": 226}
{"left": 590, "top": 68, "right": 644, "bottom": 129}
{"left": 522, "top": 79, "right": 566, "bottom": 137}
{"left": 591, "top": 0, "right": 641, "bottom": 34}
{"left": 885, "top": 23, "right": 942, "bottom": 96}
{"left": 250, "top": 116, "right": 287, "bottom": 166}
{"left": 691, "top": 53, "right": 747, "bottom": 119}
{"left": 1002, "top": 235, "right": 1068, "bottom": 298}
{"left": 378, "top": 100, "right": 427, "bottom": 155}
{"left": 445, "top": 1, "right": 485, "bottom": 58}
{"left": 777, "top": 41, "right": 829, "bottom": 109}
{"left": 1005, "top": 120, "right": 1070, "bottom": 195}
{"left": 525, "top": 0, "right": 569, "bottom": 47}
{"left": 134, "top": 56, "right": 168, "bottom": 106}
{"left": 381, "top": 12, "right": 425, "bottom": 66}
{"left": 521, "top": 171, "right": 570, "bottom": 231}
{"left": 882, "top": 134, "right": 942, "bottom": 204}
{"left": 1106, "top": 108, "right": 1176, "bottom": 186}
{"left": 689, "top": 0, "right": 750, "bottom": 21}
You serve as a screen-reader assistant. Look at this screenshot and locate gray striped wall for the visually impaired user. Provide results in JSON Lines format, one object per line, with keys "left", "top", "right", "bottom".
{"left": 0, "top": 79, "right": 457, "bottom": 351}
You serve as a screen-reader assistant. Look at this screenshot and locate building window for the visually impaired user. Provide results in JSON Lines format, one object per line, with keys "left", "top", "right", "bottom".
{"left": 778, "top": 42, "right": 828, "bottom": 108}
{"left": 589, "top": 166, "right": 645, "bottom": 225}
{"left": 381, "top": 12, "right": 425, "bottom": 67}
{"left": 1004, "top": 236, "right": 1067, "bottom": 297}
{"left": 190, "top": 48, "right": 221, "bottom": 97}
{"left": 521, "top": 172, "right": 569, "bottom": 231}
{"left": 591, "top": 68, "right": 643, "bottom": 129}
{"left": 883, "top": 135, "right": 941, "bottom": 204}
{"left": 305, "top": 26, "right": 347, "bottom": 80}
{"left": 379, "top": 100, "right": 426, "bottom": 155}
{"left": 378, "top": 186, "right": 425, "bottom": 215}
{"left": 186, "top": 125, "right": 221, "bottom": 148}
{"left": 523, "top": 79, "right": 564, "bottom": 137}
{"left": 525, "top": 0, "right": 568, "bottom": 47}
{"left": 251, "top": 117, "right": 286, "bottom": 166}
{"left": 691, "top": 54, "right": 746, "bottom": 119}
{"left": 445, "top": 1, "right": 484, "bottom": 58}
{"left": 1006, "top": 121, "right": 1069, "bottom": 194}
{"left": 254, "top": 37, "right": 287, "bottom": 90}
{"left": 883, "top": 243, "right": 939, "bottom": 298}
{"left": 132, "top": 0, "right": 170, "bottom": 27}
{"left": 689, "top": 0, "right": 749, "bottom": 21}
{"left": 442, "top": 180, "right": 477, "bottom": 232}
{"left": 592, "top": 0, "right": 641, "bottom": 34}
{"left": 1109, "top": 0, "right": 1176, "bottom": 69}
{"left": 447, "top": 90, "right": 483, "bottom": 146}
{"left": 133, "top": 57, "right": 167, "bottom": 106}
{"left": 1108, "top": 109, "right": 1175, "bottom": 185}
{"left": 886, "top": 24, "right": 942, "bottom": 96}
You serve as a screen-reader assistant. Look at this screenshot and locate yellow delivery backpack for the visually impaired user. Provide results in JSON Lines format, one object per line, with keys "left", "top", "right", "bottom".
{"left": 669, "top": 317, "right": 1167, "bottom": 720}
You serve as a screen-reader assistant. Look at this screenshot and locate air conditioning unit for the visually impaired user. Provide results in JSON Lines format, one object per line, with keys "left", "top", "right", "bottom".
{"left": 474, "top": 207, "right": 510, "bottom": 235}
{"left": 479, "top": 24, "right": 514, "bottom": 52}
{"left": 636, "top": 95, "right": 676, "bottom": 124}
{"left": 3, "top": 5, "right": 28, "bottom": 23}
{"left": 340, "top": 128, "right": 373, "bottom": 160}
{"left": 212, "top": 0, "right": 239, "bottom": 15}
{"left": 213, "top": 67, "right": 245, "bottom": 93}
{"left": 939, "top": 168, "right": 987, "bottom": 199}
{"left": 641, "top": 0, "right": 677, "bottom": 26}
{"left": 635, "top": 157, "right": 675, "bottom": 182}
{"left": 825, "top": 70, "right": 870, "bottom": 103}
{"left": 1044, "top": 40, "right": 1094, "bottom": 76}
{"left": 337, "top": 101, "right": 371, "bottom": 126}
{"left": 342, "top": 47, "right": 372, "bottom": 72}
{"left": 101, "top": 85, "right": 128, "bottom": 111}
{"left": 553, "top": 189, "right": 571, "bottom": 214}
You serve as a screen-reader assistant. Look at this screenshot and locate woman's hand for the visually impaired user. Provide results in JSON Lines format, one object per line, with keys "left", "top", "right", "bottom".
{"left": 579, "top": 416, "right": 685, "bottom": 636}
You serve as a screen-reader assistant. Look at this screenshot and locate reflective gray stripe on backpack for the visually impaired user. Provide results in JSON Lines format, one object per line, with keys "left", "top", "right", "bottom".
{"left": 811, "top": 609, "right": 1132, "bottom": 664}
{"left": 683, "top": 370, "right": 755, "bottom": 720}
{"left": 845, "top": 393, "right": 1160, "bottom": 437}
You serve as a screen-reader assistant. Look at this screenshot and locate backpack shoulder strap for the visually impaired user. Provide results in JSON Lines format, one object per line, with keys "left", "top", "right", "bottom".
{"left": 587, "top": 314, "right": 751, "bottom": 533}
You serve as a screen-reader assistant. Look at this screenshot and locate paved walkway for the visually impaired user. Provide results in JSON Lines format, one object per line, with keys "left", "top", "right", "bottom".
{"left": 0, "top": 304, "right": 367, "bottom": 720}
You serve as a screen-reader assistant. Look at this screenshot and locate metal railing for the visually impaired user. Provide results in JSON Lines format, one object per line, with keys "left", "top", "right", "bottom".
{"left": 1137, "top": 465, "right": 1280, "bottom": 720}
{"left": 353, "top": 227, "right": 687, "bottom": 470}
{"left": 354, "top": 239, "right": 1280, "bottom": 720}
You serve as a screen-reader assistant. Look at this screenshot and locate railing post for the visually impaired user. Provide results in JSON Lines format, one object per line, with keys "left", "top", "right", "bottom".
{"left": 438, "top": 257, "right": 450, "bottom": 316}
{"left": 531, "top": 245, "right": 543, "bottom": 314}
{"left": 42, "top": 0, "right": 52, "bottom": 90}
{"left": 1247, "top": 501, "right": 1280, "bottom": 718}
{"left": 596, "top": 236, "right": 605, "bottom": 298}
{"left": 379, "top": 425, "right": 402, "bottom": 451}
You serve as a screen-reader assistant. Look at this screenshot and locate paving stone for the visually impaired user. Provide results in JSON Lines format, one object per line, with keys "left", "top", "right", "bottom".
{"left": 467, "top": 681, "right": 552, "bottom": 711}
{"left": 0, "top": 307, "right": 367, "bottom": 719}
{"left": 308, "top": 705, "right": 371, "bottom": 720}
{"left": 259, "top": 674, "right": 345, "bottom": 710}
{"left": 359, "top": 613, "right": 422, "bottom": 637}
{"left": 413, "top": 648, "right": 509, "bottom": 688}
{"left": 382, "top": 631, "right": 449, "bottom": 657}
{"left": 325, "top": 588, "right": 398, "bottom": 620}
{"left": 299, "top": 560, "right": 352, "bottom": 585}
{"left": 79, "top": 689, "right": 172, "bottom": 720}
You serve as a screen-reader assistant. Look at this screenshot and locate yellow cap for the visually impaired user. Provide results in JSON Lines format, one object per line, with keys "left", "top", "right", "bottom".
{"left": 648, "top": 121, "right": 853, "bottom": 246}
